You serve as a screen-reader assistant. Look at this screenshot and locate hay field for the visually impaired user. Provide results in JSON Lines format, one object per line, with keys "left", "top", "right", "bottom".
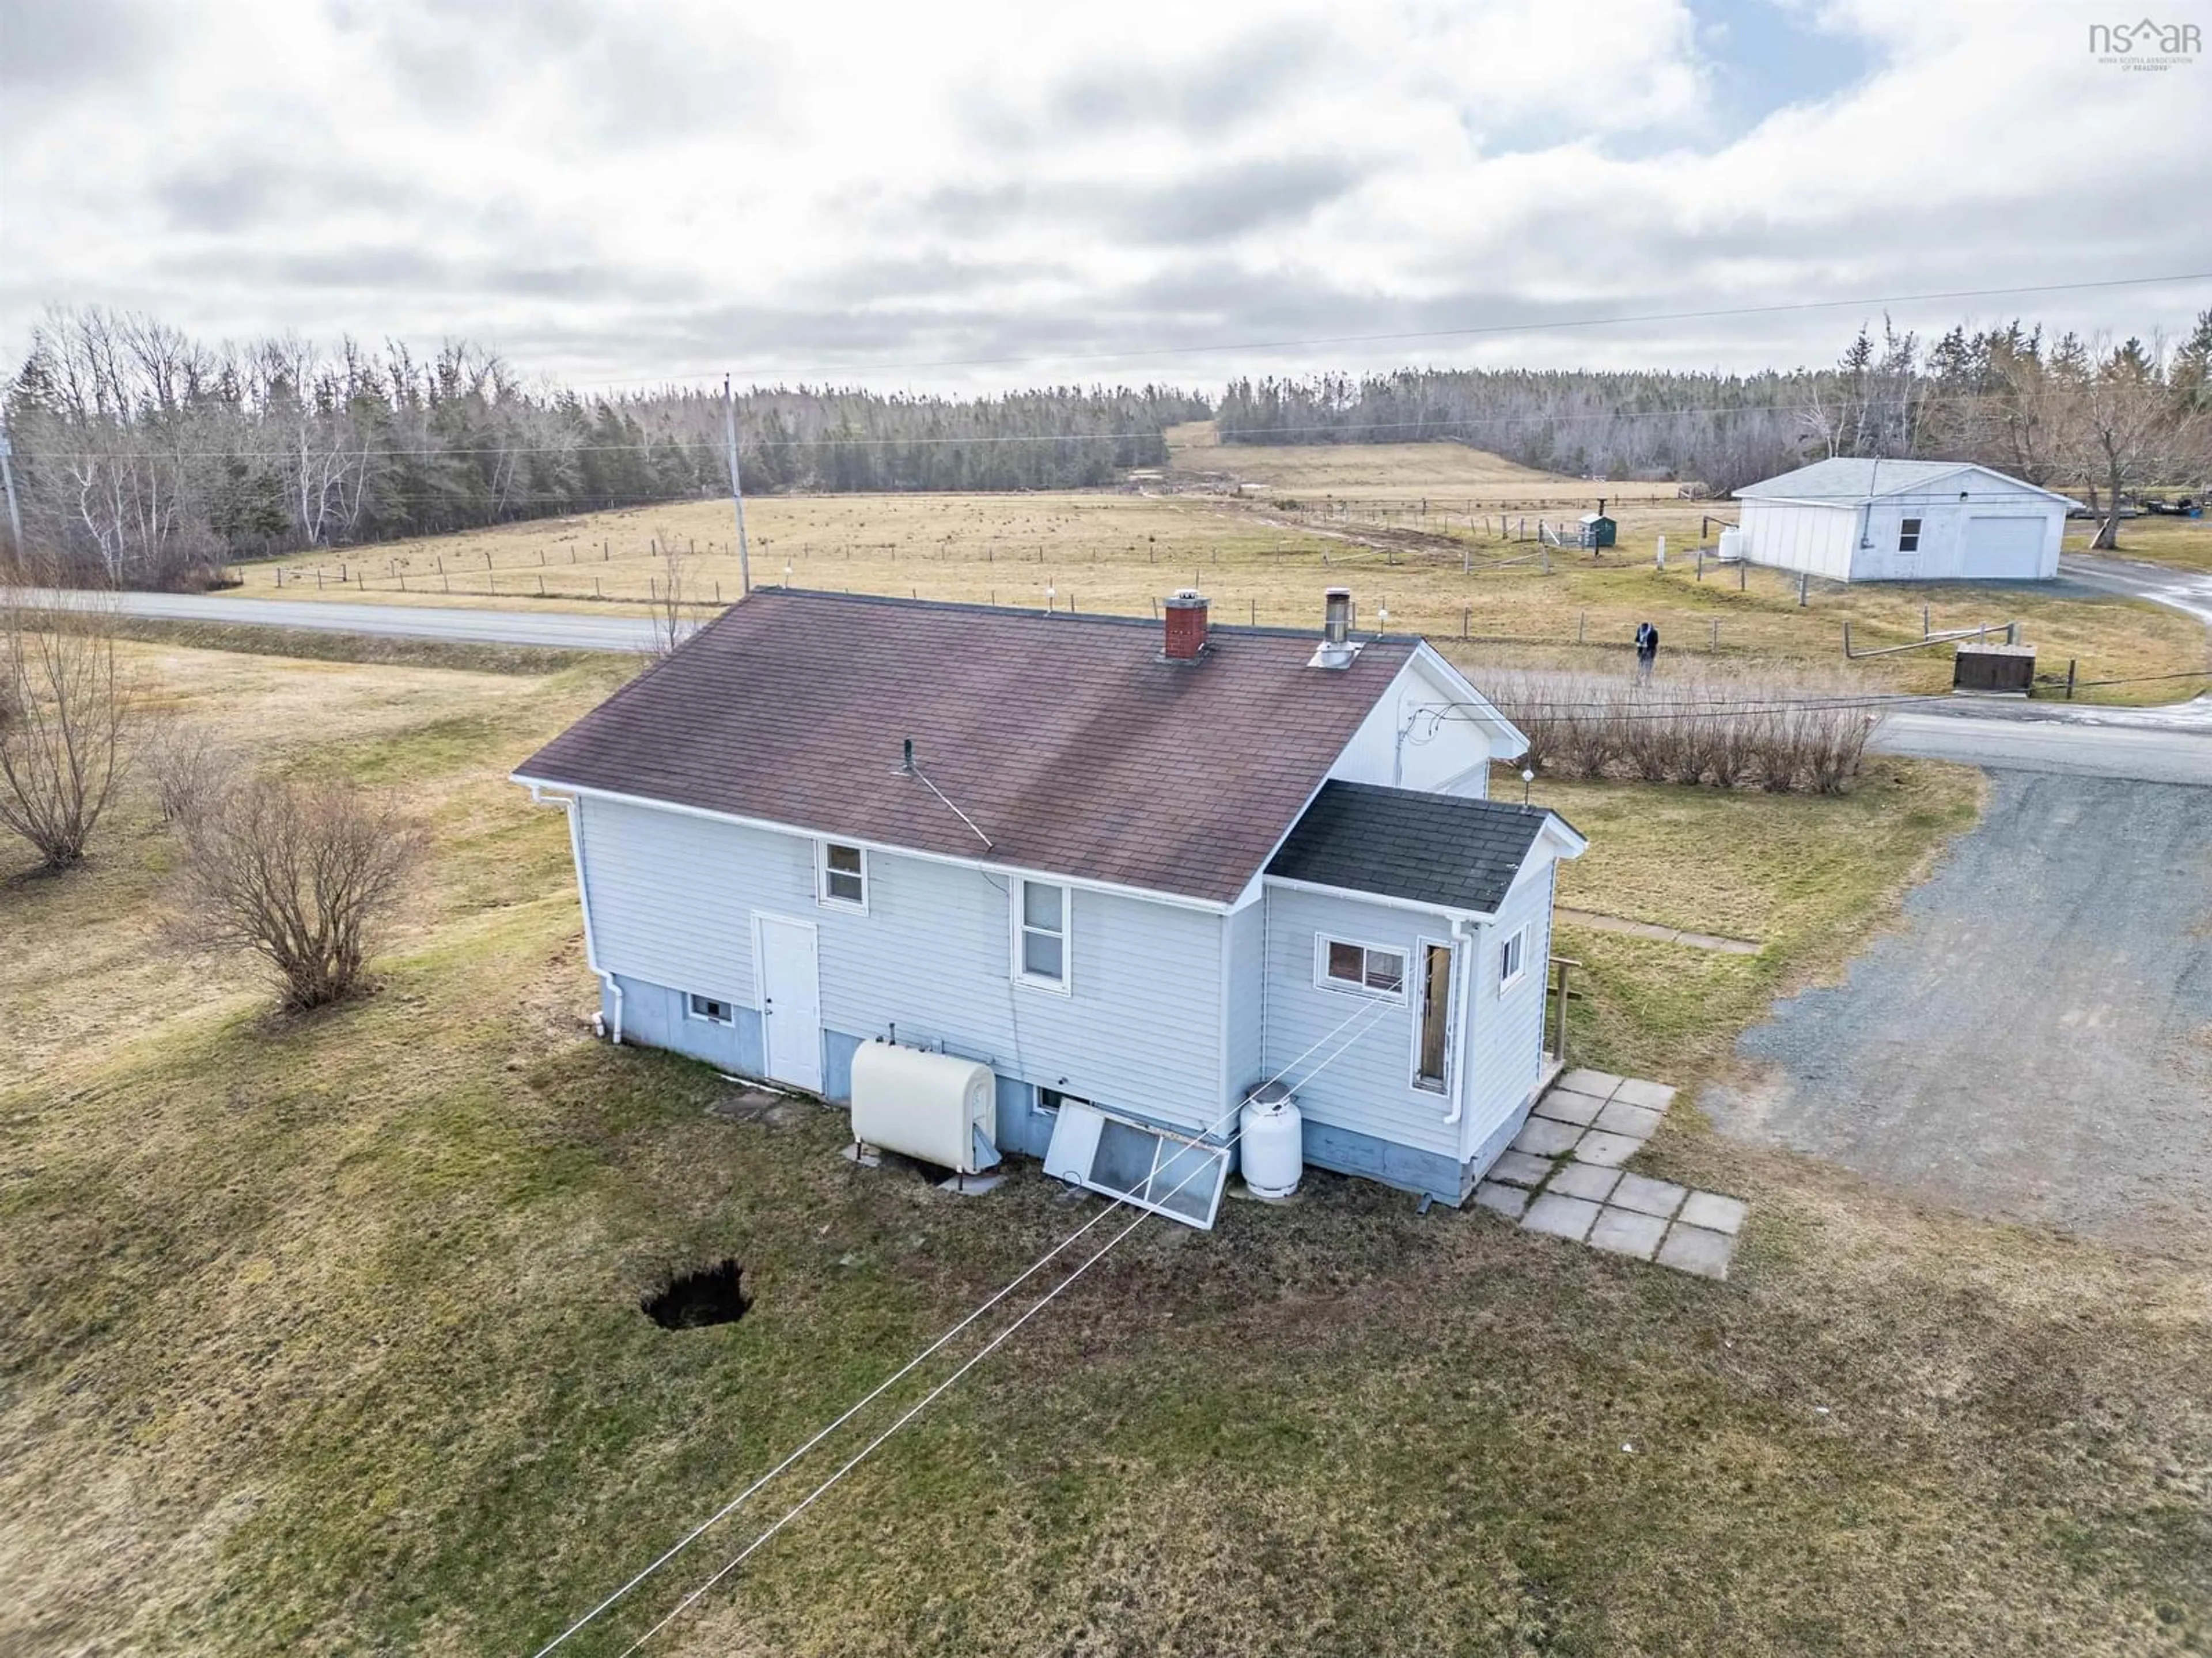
{"left": 234, "top": 478, "right": 2206, "bottom": 703}
{"left": 1165, "top": 421, "right": 1689, "bottom": 503}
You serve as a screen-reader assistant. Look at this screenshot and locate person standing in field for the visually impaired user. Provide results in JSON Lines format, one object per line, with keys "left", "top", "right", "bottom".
{"left": 1635, "top": 619, "right": 1659, "bottom": 682}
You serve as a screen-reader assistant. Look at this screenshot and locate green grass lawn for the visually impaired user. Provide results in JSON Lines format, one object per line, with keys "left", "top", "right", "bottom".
{"left": 3, "top": 645, "right": 2207, "bottom": 1656}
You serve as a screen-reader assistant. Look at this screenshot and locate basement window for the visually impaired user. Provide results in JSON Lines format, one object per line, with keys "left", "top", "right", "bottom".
{"left": 817, "top": 841, "right": 868, "bottom": 911}
{"left": 687, "top": 993, "right": 734, "bottom": 1025}
{"left": 1319, "top": 936, "right": 1406, "bottom": 998}
{"left": 1897, "top": 517, "right": 1922, "bottom": 553}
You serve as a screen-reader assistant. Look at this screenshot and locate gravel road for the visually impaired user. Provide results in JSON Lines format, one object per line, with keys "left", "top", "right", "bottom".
{"left": 1704, "top": 771, "right": 2212, "bottom": 1248}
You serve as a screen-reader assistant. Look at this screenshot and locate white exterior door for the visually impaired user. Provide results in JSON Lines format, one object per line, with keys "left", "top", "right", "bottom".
{"left": 754, "top": 914, "right": 823, "bottom": 1092}
{"left": 1961, "top": 514, "right": 2050, "bottom": 578}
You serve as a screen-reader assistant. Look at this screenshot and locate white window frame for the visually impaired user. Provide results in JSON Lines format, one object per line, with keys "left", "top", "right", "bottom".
{"left": 1012, "top": 878, "right": 1071, "bottom": 994}
{"left": 1409, "top": 934, "right": 1456, "bottom": 1095}
{"left": 1497, "top": 926, "right": 1528, "bottom": 994}
{"left": 685, "top": 991, "right": 735, "bottom": 1025}
{"left": 1315, "top": 933, "right": 1408, "bottom": 1001}
{"left": 1897, "top": 517, "right": 1923, "bottom": 553}
{"left": 816, "top": 839, "right": 868, "bottom": 913}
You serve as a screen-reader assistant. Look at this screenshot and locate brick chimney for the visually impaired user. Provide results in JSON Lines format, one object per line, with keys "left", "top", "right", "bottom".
{"left": 1164, "top": 588, "right": 1209, "bottom": 660}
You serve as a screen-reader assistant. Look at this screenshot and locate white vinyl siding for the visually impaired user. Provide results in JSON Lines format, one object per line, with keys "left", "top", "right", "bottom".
{"left": 573, "top": 795, "right": 1224, "bottom": 1131}
{"left": 1264, "top": 887, "right": 1458, "bottom": 1157}
{"left": 1458, "top": 865, "right": 1558, "bottom": 1161}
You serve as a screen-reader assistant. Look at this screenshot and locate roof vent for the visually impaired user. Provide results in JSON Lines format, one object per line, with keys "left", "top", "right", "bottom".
{"left": 1309, "top": 587, "right": 1361, "bottom": 669}
{"left": 1163, "top": 588, "right": 1208, "bottom": 661}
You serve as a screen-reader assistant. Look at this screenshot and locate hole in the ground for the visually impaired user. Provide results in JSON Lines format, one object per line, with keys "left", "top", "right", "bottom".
{"left": 641, "top": 1259, "right": 751, "bottom": 1330}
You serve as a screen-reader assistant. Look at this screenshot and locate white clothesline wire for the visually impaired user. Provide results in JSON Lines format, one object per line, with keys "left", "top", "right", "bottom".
{"left": 610, "top": 994, "right": 1400, "bottom": 1655}
{"left": 530, "top": 990, "right": 1400, "bottom": 1656}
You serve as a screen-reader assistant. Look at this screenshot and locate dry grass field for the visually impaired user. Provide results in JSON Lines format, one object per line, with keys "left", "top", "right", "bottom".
{"left": 229, "top": 431, "right": 2207, "bottom": 706}
{"left": 2064, "top": 513, "right": 2212, "bottom": 573}
{"left": 4, "top": 639, "right": 2209, "bottom": 1655}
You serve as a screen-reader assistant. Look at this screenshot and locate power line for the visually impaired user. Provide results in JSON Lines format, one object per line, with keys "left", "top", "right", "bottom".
{"left": 609, "top": 1000, "right": 1397, "bottom": 1655}
{"left": 530, "top": 993, "right": 1399, "bottom": 1655}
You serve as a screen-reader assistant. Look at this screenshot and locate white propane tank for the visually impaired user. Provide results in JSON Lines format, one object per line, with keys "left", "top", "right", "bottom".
{"left": 1238, "top": 1080, "right": 1302, "bottom": 1199}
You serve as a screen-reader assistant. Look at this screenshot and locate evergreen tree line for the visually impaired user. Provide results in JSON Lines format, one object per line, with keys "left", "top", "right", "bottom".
{"left": 1215, "top": 313, "right": 2212, "bottom": 512}
{"left": 1, "top": 308, "right": 1209, "bottom": 588}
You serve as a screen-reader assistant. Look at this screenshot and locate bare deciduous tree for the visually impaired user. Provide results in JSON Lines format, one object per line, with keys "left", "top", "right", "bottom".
{"left": 2064, "top": 336, "right": 2207, "bottom": 550}
{"left": 0, "top": 597, "right": 134, "bottom": 870}
{"left": 171, "top": 775, "right": 426, "bottom": 1009}
{"left": 646, "top": 524, "right": 691, "bottom": 660}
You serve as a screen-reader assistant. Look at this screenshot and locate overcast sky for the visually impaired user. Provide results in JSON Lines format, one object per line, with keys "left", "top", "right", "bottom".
{"left": 3, "top": 0, "right": 2209, "bottom": 394}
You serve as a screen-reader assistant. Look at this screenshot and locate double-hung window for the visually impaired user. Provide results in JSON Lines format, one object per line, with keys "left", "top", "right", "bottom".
{"left": 1319, "top": 936, "right": 1406, "bottom": 997}
{"left": 1015, "top": 879, "right": 1069, "bottom": 990}
{"left": 1498, "top": 926, "right": 1528, "bottom": 992}
{"left": 817, "top": 841, "right": 867, "bottom": 910}
{"left": 1897, "top": 517, "right": 1923, "bottom": 553}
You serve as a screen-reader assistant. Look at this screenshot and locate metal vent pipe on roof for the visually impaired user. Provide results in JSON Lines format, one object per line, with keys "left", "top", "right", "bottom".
{"left": 1323, "top": 587, "right": 1353, "bottom": 645}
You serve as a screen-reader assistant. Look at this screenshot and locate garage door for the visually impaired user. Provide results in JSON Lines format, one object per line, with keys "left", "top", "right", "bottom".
{"left": 1961, "top": 515, "right": 2050, "bottom": 578}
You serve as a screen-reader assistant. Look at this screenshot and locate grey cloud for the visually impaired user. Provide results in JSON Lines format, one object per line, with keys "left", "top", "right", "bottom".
{"left": 918, "top": 154, "right": 1370, "bottom": 248}
{"left": 968, "top": 26, "right": 1331, "bottom": 149}
{"left": 0, "top": 0, "right": 176, "bottom": 99}
{"left": 340, "top": 0, "right": 781, "bottom": 143}
{"left": 156, "top": 158, "right": 419, "bottom": 234}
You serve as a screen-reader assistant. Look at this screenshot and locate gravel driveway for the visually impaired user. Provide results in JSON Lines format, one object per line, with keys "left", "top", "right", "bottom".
{"left": 1705, "top": 771, "right": 2212, "bottom": 1248}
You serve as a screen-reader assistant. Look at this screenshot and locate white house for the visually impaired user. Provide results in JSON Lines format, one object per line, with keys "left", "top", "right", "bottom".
{"left": 1732, "top": 458, "right": 2080, "bottom": 581}
{"left": 513, "top": 586, "right": 1585, "bottom": 1225}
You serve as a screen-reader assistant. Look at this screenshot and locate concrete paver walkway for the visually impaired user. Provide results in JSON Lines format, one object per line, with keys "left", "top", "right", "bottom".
{"left": 1473, "top": 1069, "right": 1747, "bottom": 1280}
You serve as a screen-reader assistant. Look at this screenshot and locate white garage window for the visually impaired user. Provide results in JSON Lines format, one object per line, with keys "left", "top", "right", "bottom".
{"left": 1897, "top": 517, "right": 1922, "bottom": 553}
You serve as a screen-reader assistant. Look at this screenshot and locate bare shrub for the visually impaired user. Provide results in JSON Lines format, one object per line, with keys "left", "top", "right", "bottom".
{"left": 0, "top": 598, "right": 135, "bottom": 870}
{"left": 172, "top": 775, "right": 427, "bottom": 1009}
{"left": 143, "top": 718, "right": 238, "bottom": 825}
{"left": 1482, "top": 664, "right": 1874, "bottom": 795}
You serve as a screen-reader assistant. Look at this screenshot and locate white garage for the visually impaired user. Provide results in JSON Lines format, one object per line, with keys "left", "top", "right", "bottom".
{"left": 1732, "top": 459, "right": 2078, "bottom": 583}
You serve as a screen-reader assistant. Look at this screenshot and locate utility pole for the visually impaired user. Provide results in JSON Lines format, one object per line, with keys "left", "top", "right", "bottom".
{"left": 724, "top": 375, "right": 750, "bottom": 596}
{"left": 0, "top": 417, "right": 22, "bottom": 561}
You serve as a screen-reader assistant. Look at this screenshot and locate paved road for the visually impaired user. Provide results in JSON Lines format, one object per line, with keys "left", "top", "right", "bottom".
{"left": 9, "top": 587, "right": 665, "bottom": 652}
{"left": 2061, "top": 551, "right": 2212, "bottom": 628}
{"left": 1704, "top": 771, "right": 2212, "bottom": 1250}
{"left": 13, "top": 581, "right": 2212, "bottom": 782}
{"left": 1872, "top": 709, "right": 2212, "bottom": 785}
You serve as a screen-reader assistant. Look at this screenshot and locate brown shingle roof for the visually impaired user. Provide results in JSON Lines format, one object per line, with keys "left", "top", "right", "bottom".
{"left": 515, "top": 589, "right": 1415, "bottom": 904}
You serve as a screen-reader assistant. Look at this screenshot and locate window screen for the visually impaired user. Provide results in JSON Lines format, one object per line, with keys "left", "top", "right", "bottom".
{"left": 1041, "top": 1103, "right": 1229, "bottom": 1230}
